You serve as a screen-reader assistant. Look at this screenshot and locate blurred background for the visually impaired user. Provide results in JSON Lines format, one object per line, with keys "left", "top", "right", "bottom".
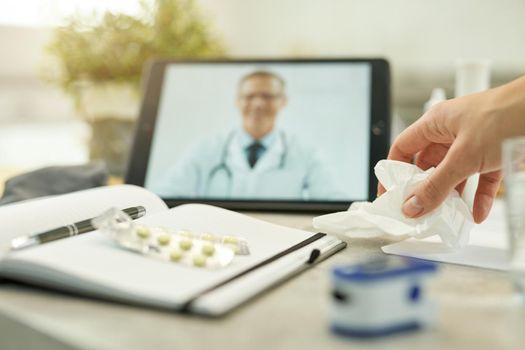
{"left": 0, "top": 0, "right": 524, "bottom": 184}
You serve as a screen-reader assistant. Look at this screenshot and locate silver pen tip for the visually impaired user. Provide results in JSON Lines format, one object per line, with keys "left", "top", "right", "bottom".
{"left": 10, "top": 236, "right": 39, "bottom": 251}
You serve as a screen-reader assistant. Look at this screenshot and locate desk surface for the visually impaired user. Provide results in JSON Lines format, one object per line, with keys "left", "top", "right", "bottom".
{"left": 0, "top": 212, "right": 523, "bottom": 350}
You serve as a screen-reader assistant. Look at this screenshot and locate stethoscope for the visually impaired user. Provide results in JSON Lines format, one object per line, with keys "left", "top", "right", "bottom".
{"left": 205, "top": 130, "right": 288, "bottom": 196}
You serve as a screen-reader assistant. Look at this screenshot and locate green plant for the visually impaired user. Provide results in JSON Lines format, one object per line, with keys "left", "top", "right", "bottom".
{"left": 44, "top": 0, "right": 225, "bottom": 177}
{"left": 46, "top": 0, "right": 225, "bottom": 93}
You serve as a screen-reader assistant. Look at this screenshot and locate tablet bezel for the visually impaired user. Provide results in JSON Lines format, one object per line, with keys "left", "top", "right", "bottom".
{"left": 126, "top": 58, "right": 390, "bottom": 212}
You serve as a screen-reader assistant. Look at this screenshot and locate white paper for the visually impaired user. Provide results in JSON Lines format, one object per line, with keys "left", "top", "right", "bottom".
{"left": 313, "top": 160, "right": 474, "bottom": 247}
{"left": 382, "top": 200, "right": 508, "bottom": 270}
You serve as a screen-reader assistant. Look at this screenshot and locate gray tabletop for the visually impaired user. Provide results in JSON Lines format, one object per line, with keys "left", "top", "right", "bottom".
{"left": 0, "top": 212, "right": 523, "bottom": 350}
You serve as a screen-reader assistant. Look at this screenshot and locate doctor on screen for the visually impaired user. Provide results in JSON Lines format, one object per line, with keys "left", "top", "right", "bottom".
{"left": 154, "top": 70, "right": 347, "bottom": 200}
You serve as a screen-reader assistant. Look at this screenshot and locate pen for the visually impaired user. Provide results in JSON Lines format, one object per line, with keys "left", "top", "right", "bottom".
{"left": 10, "top": 206, "right": 146, "bottom": 251}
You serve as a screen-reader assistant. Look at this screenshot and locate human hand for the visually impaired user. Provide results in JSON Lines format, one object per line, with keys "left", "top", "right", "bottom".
{"left": 379, "top": 76, "right": 525, "bottom": 223}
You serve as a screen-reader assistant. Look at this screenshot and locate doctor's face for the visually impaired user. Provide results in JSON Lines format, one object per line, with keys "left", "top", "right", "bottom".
{"left": 237, "top": 76, "right": 287, "bottom": 140}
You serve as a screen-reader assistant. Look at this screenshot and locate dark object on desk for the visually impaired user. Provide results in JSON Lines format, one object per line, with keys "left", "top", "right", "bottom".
{"left": 10, "top": 206, "right": 146, "bottom": 251}
{"left": 0, "top": 162, "right": 108, "bottom": 206}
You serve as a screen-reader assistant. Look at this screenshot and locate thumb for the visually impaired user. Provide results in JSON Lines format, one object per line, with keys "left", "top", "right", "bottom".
{"left": 402, "top": 145, "right": 474, "bottom": 218}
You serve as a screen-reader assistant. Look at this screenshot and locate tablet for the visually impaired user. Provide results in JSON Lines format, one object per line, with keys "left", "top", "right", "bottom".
{"left": 126, "top": 58, "right": 390, "bottom": 212}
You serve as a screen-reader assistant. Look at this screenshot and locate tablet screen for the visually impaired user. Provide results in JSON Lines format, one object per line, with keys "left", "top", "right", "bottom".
{"left": 129, "top": 59, "right": 390, "bottom": 211}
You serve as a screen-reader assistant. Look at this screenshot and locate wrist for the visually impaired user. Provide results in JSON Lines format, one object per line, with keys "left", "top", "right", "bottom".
{"left": 493, "top": 75, "right": 525, "bottom": 140}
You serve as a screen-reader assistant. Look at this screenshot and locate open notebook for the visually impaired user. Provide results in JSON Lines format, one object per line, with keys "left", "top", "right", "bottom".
{"left": 0, "top": 185, "right": 345, "bottom": 316}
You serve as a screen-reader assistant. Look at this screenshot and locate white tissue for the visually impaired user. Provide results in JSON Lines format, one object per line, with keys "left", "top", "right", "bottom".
{"left": 313, "top": 160, "right": 474, "bottom": 248}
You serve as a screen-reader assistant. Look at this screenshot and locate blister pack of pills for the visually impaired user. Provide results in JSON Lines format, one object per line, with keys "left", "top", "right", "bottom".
{"left": 179, "top": 230, "right": 250, "bottom": 256}
{"left": 92, "top": 208, "right": 249, "bottom": 269}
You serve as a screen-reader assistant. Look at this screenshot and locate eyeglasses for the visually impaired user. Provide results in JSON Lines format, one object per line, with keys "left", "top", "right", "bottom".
{"left": 239, "top": 93, "right": 283, "bottom": 102}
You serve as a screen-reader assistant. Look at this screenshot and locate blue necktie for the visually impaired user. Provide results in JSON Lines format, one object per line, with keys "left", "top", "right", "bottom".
{"left": 247, "top": 142, "right": 264, "bottom": 168}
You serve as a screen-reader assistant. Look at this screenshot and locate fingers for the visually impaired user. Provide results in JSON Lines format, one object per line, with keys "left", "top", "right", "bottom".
{"left": 385, "top": 102, "right": 470, "bottom": 215}
{"left": 455, "top": 179, "right": 467, "bottom": 196}
{"left": 383, "top": 143, "right": 450, "bottom": 199}
{"left": 380, "top": 117, "right": 432, "bottom": 197}
{"left": 382, "top": 112, "right": 441, "bottom": 198}
{"left": 472, "top": 170, "right": 503, "bottom": 223}
{"left": 377, "top": 182, "right": 386, "bottom": 197}
{"left": 402, "top": 141, "right": 474, "bottom": 218}
{"left": 388, "top": 104, "right": 455, "bottom": 164}
{"left": 414, "top": 143, "right": 450, "bottom": 170}
{"left": 387, "top": 118, "right": 431, "bottom": 163}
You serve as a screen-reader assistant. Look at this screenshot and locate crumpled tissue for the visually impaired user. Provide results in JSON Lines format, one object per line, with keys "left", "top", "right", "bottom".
{"left": 313, "top": 160, "right": 474, "bottom": 248}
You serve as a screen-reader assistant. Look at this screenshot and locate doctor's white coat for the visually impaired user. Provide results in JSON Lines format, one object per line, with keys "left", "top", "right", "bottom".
{"left": 153, "top": 129, "right": 348, "bottom": 200}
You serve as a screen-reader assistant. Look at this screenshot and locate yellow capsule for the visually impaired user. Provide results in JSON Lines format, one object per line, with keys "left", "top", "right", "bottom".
{"left": 223, "top": 236, "right": 238, "bottom": 244}
{"left": 226, "top": 243, "right": 240, "bottom": 254}
{"left": 136, "top": 226, "right": 150, "bottom": 239}
{"left": 179, "top": 238, "right": 193, "bottom": 251}
{"left": 157, "top": 234, "right": 171, "bottom": 246}
{"left": 178, "top": 230, "right": 193, "bottom": 238}
{"left": 202, "top": 243, "right": 215, "bottom": 256}
{"left": 170, "top": 250, "right": 183, "bottom": 262}
{"left": 201, "top": 233, "right": 215, "bottom": 241}
{"left": 193, "top": 255, "right": 207, "bottom": 267}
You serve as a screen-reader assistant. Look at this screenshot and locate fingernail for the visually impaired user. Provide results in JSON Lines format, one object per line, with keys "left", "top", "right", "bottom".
{"left": 402, "top": 195, "right": 424, "bottom": 217}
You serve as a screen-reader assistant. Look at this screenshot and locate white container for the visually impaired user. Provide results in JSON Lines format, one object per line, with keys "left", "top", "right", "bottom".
{"left": 455, "top": 59, "right": 491, "bottom": 210}
{"left": 455, "top": 59, "right": 491, "bottom": 97}
{"left": 423, "top": 88, "right": 446, "bottom": 113}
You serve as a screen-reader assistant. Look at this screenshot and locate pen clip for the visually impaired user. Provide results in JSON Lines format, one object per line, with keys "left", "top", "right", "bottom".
{"left": 307, "top": 249, "right": 321, "bottom": 264}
